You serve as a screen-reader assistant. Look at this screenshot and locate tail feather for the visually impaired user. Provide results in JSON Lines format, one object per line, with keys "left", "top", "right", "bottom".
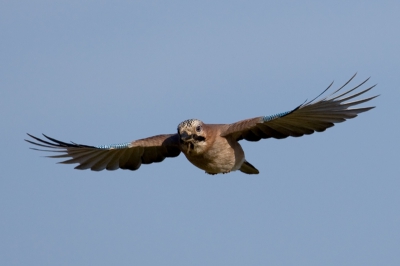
{"left": 239, "top": 160, "right": 259, "bottom": 174}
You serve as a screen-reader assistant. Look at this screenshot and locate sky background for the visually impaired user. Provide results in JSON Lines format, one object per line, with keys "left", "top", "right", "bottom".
{"left": 1, "top": 1, "right": 399, "bottom": 265}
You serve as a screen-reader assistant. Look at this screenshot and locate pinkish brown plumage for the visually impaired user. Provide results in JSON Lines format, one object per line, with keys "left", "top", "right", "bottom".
{"left": 177, "top": 121, "right": 256, "bottom": 174}
{"left": 26, "top": 74, "right": 377, "bottom": 175}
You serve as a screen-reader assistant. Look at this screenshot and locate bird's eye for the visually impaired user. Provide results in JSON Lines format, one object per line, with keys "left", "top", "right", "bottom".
{"left": 196, "top": 125, "right": 202, "bottom": 132}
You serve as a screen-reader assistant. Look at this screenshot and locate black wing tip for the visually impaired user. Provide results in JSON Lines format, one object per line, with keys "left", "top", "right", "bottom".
{"left": 307, "top": 73, "right": 377, "bottom": 105}
{"left": 26, "top": 133, "right": 97, "bottom": 149}
{"left": 349, "top": 72, "right": 359, "bottom": 81}
{"left": 25, "top": 133, "right": 59, "bottom": 148}
{"left": 26, "top": 133, "right": 63, "bottom": 149}
{"left": 25, "top": 132, "right": 42, "bottom": 141}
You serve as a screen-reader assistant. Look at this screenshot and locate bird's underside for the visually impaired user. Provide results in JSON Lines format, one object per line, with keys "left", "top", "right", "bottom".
{"left": 26, "top": 74, "right": 378, "bottom": 175}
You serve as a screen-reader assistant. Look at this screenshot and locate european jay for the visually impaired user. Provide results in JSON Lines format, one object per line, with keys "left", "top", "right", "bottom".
{"left": 26, "top": 74, "right": 377, "bottom": 175}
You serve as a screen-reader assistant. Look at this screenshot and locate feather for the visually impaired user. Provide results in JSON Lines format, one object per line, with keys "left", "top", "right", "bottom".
{"left": 222, "top": 74, "right": 378, "bottom": 141}
{"left": 26, "top": 134, "right": 180, "bottom": 171}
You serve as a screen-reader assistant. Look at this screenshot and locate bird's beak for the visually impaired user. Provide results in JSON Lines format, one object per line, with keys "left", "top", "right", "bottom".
{"left": 179, "top": 132, "right": 192, "bottom": 142}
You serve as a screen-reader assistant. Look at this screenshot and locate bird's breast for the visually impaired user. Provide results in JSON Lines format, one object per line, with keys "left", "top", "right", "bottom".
{"left": 182, "top": 136, "right": 245, "bottom": 174}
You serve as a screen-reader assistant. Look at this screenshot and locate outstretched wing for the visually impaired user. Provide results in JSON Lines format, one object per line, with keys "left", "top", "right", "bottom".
{"left": 221, "top": 74, "right": 378, "bottom": 141}
{"left": 25, "top": 133, "right": 181, "bottom": 171}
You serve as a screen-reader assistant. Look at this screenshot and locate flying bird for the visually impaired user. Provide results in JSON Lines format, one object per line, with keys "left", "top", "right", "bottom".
{"left": 26, "top": 74, "right": 378, "bottom": 175}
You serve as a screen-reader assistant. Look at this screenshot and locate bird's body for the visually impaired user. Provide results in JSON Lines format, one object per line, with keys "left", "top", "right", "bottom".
{"left": 26, "top": 74, "right": 378, "bottom": 175}
{"left": 179, "top": 123, "right": 247, "bottom": 174}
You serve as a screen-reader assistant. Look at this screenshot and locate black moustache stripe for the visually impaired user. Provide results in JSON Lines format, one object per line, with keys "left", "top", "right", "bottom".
{"left": 193, "top": 135, "right": 206, "bottom": 141}
{"left": 179, "top": 134, "right": 206, "bottom": 142}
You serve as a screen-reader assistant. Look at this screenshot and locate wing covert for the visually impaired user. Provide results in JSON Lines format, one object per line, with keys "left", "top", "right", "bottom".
{"left": 25, "top": 133, "right": 181, "bottom": 171}
{"left": 221, "top": 74, "right": 378, "bottom": 142}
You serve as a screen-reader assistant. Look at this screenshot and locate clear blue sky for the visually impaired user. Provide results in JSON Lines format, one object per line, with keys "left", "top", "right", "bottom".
{"left": 1, "top": 1, "right": 399, "bottom": 265}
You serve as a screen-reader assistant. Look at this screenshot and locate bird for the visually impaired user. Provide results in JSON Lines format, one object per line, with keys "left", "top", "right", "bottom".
{"left": 26, "top": 74, "right": 378, "bottom": 175}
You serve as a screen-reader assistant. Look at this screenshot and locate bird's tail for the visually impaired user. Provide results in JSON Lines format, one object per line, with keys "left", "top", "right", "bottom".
{"left": 239, "top": 160, "right": 259, "bottom": 174}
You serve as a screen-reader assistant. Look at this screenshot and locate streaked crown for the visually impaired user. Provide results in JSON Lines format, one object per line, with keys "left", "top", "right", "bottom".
{"left": 177, "top": 119, "right": 202, "bottom": 132}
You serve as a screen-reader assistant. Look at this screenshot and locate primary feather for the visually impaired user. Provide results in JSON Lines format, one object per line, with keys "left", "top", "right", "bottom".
{"left": 221, "top": 74, "right": 378, "bottom": 141}
{"left": 26, "top": 74, "right": 378, "bottom": 174}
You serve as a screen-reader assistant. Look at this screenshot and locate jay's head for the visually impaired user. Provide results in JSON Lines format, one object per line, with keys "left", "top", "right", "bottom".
{"left": 177, "top": 119, "right": 207, "bottom": 155}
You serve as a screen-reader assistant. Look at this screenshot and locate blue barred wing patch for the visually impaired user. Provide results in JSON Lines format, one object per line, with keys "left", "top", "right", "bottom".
{"left": 262, "top": 110, "right": 292, "bottom": 122}
{"left": 96, "top": 142, "right": 131, "bottom": 149}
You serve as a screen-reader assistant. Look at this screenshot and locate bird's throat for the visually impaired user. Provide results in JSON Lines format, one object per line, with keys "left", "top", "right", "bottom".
{"left": 187, "top": 142, "right": 194, "bottom": 153}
